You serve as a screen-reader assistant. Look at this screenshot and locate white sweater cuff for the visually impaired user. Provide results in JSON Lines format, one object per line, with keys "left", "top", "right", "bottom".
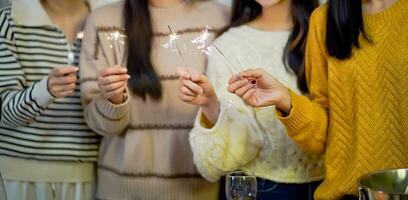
{"left": 194, "top": 101, "right": 231, "bottom": 134}
{"left": 31, "top": 77, "right": 55, "bottom": 108}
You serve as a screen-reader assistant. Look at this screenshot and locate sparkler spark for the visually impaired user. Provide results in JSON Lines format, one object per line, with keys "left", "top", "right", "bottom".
{"left": 165, "top": 25, "right": 187, "bottom": 66}
{"left": 191, "top": 26, "right": 213, "bottom": 56}
{"left": 106, "top": 29, "right": 126, "bottom": 65}
{"left": 76, "top": 31, "right": 84, "bottom": 40}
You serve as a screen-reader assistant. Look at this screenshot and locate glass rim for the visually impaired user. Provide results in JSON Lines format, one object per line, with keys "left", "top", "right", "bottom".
{"left": 226, "top": 170, "right": 256, "bottom": 178}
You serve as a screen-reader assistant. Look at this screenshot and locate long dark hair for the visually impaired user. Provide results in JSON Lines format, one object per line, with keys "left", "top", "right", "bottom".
{"left": 221, "top": 0, "right": 318, "bottom": 93}
{"left": 124, "top": 0, "right": 162, "bottom": 100}
{"left": 326, "top": 0, "right": 368, "bottom": 60}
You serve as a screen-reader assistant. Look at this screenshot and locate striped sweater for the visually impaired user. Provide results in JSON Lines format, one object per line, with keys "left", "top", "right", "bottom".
{"left": 80, "top": 1, "right": 229, "bottom": 199}
{"left": 0, "top": 7, "right": 99, "bottom": 162}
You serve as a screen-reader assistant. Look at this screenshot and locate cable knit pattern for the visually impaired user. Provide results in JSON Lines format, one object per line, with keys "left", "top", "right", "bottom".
{"left": 190, "top": 26, "right": 324, "bottom": 184}
{"left": 278, "top": 2, "right": 408, "bottom": 199}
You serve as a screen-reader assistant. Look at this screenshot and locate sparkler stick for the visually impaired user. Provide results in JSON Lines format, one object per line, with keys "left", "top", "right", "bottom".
{"left": 167, "top": 25, "right": 188, "bottom": 67}
{"left": 212, "top": 42, "right": 241, "bottom": 74}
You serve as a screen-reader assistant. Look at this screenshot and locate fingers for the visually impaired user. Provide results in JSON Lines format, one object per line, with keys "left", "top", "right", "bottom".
{"left": 179, "top": 93, "right": 195, "bottom": 102}
{"left": 228, "top": 78, "right": 249, "bottom": 93}
{"left": 242, "top": 88, "right": 257, "bottom": 104}
{"left": 239, "top": 68, "right": 265, "bottom": 79}
{"left": 228, "top": 74, "right": 242, "bottom": 84}
{"left": 48, "top": 69, "right": 78, "bottom": 98}
{"left": 100, "top": 67, "right": 127, "bottom": 77}
{"left": 183, "top": 79, "right": 203, "bottom": 94}
{"left": 104, "top": 84, "right": 127, "bottom": 99}
{"left": 52, "top": 66, "right": 79, "bottom": 77}
{"left": 98, "top": 74, "right": 131, "bottom": 86}
{"left": 180, "top": 86, "right": 196, "bottom": 96}
{"left": 176, "top": 67, "right": 191, "bottom": 80}
{"left": 235, "top": 82, "right": 256, "bottom": 97}
{"left": 52, "top": 83, "right": 76, "bottom": 93}
{"left": 49, "top": 74, "right": 77, "bottom": 85}
{"left": 190, "top": 72, "right": 208, "bottom": 84}
{"left": 100, "top": 80, "right": 127, "bottom": 92}
{"left": 57, "top": 90, "right": 75, "bottom": 97}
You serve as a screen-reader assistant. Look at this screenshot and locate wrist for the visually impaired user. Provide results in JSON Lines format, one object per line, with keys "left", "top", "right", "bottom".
{"left": 108, "top": 92, "right": 127, "bottom": 105}
{"left": 46, "top": 77, "right": 57, "bottom": 98}
{"left": 276, "top": 88, "right": 292, "bottom": 114}
{"left": 201, "top": 97, "right": 220, "bottom": 125}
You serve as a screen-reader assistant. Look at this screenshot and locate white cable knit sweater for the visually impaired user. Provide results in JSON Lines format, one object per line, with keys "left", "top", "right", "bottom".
{"left": 190, "top": 25, "right": 325, "bottom": 183}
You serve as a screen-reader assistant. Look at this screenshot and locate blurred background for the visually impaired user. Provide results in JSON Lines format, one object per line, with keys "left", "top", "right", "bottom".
{"left": 0, "top": 0, "right": 8, "bottom": 8}
{"left": 0, "top": 0, "right": 327, "bottom": 9}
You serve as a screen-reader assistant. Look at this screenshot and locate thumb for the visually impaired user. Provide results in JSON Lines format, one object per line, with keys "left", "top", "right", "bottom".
{"left": 190, "top": 72, "right": 208, "bottom": 85}
{"left": 240, "top": 68, "right": 264, "bottom": 79}
{"left": 176, "top": 67, "right": 191, "bottom": 80}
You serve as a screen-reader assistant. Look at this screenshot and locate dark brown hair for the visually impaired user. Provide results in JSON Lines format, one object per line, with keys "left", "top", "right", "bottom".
{"left": 124, "top": 0, "right": 161, "bottom": 100}
{"left": 326, "top": 0, "right": 369, "bottom": 59}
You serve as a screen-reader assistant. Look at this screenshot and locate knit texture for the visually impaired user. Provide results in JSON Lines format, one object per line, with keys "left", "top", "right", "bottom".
{"left": 190, "top": 26, "right": 324, "bottom": 184}
{"left": 79, "top": 1, "right": 229, "bottom": 199}
{"left": 278, "top": 1, "right": 408, "bottom": 199}
{"left": 0, "top": 2, "right": 100, "bottom": 162}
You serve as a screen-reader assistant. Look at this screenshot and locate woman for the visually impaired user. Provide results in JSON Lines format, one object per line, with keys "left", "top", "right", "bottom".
{"left": 79, "top": 0, "right": 229, "bottom": 199}
{"left": 228, "top": 0, "right": 408, "bottom": 199}
{"left": 177, "top": 0, "right": 323, "bottom": 199}
{"left": 0, "top": 0, "right": 112, "bottom": 199}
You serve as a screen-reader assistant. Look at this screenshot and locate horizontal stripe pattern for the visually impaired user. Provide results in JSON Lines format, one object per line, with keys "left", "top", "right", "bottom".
{"left": 0, "top": 7, "right": 99, "bottom": 162}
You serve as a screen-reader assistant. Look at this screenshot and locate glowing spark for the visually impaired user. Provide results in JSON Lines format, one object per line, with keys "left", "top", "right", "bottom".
{"left": 165, "top": 25, "right": 187, "bottom": 66}
{"left": 106, "top": 29, "right": 127, "bottom": 65}
{"left": 163, "top": 31, "right": 180, "bottom": 50}
{"left": 76, "top": 31, "right": 84, "bottom": 40}
{"left": 191, "top": 26, "right": 213, "bottom": 56}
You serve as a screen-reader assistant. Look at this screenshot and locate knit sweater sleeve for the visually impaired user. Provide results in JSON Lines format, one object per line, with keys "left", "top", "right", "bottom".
{"left": 0, "top": 10, "right": 55, "bottom": 127}
{"left": 80, "top": 12, "right": 129, "bottom": 136}
{"left": 189, "top": 39, "right": 263, "bottom": 182}
{"left": 276, "top": 7, "right": 328, "bottom": 155}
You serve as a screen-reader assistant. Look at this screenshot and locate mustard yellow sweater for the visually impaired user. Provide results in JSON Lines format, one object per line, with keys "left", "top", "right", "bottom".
{"left": 278, "top": 1, "right": 408, "bottom": 199}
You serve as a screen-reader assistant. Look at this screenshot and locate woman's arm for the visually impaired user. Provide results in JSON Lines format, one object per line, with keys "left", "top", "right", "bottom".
{"left": 276, "top": 9, "right": 329, "bottom": 155}
{"left": 187, "top": 50, "right": 263, "bottom": 182}
{"left": 228, "top": 9, "right": 329, "bottom": 155}
{"left": 80, "top": 14, "right": 130, "bottom": 136}
{"left": 0, "top": 12, "right": 55, "bottom": 127}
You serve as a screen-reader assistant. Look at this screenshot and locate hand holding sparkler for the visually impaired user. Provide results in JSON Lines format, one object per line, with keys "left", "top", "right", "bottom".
{"left": 177, "top": 67, "right": 220, "bottom": 124}
{"left": 227, "top": 68, "right": 292, "bottom": 112}
{"left": 97, "top": 67, "right": 130, "bottom": 104}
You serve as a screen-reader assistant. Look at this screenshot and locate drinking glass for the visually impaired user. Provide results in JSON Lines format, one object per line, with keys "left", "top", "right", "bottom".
{"left": 226, "top": 171, "right": 257, "bottom": 200}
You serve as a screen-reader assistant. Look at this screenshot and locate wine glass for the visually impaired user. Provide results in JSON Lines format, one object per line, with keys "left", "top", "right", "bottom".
{"left": 226, "top": 171, "right": 257, "bottom": 200}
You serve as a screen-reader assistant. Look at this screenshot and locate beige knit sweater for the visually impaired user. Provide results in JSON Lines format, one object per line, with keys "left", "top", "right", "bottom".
{"left": 79, "top": 1, "right": 229, "bottom": 199}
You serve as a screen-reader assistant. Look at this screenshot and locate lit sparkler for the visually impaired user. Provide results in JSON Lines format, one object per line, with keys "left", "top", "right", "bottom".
{"left": 165, "top": 25, "right": 187, "bottom": 66}
{"left": 106, "top": 29, "right": 126, "bottom": 65}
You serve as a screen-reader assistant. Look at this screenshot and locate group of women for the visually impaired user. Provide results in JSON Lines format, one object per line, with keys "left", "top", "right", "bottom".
{"left": 0, "top": 0, "right": 406, "bottom": 199}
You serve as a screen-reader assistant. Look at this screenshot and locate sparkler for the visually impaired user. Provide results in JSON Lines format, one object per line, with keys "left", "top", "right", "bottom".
{"left": 191, "top": 26, "right": 213, "bottom": 56}
{"left": 211, "top": 42, "right": 241, "bottom": 74}
{"left": 106, "top": 29, "right": 126, "bottom": 65}
{"left": 67, "top": 31, "right": 85, "bottom": 66}
{"left": 166, "top": 25, "right": 188, "bottom": 66}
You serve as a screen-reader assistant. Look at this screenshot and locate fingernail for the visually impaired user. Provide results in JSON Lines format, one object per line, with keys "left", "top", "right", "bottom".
{"left": 126, "top": 75, "right": 131, "bottom": 79}
{"left": 251, "top": 80, "right": 257, "bottom": 84}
